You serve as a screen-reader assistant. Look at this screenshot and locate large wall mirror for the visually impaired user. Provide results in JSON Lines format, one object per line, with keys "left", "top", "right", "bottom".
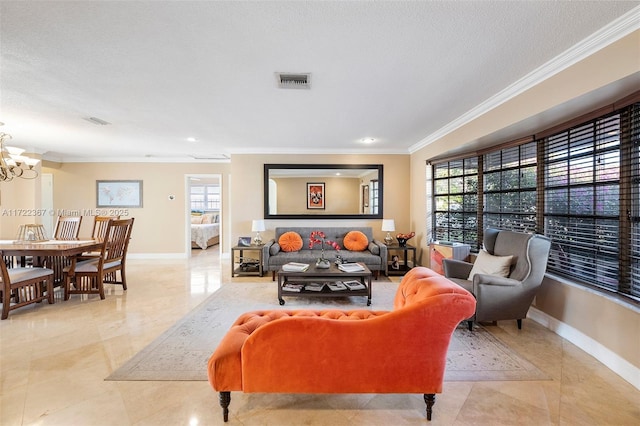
{"left": 264, "top": 164, "right": 383, "bottom": 219}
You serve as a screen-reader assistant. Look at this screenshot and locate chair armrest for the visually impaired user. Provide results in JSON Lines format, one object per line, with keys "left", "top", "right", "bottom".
{"left": 473, "top": 274, "right": 521, "bottom": 287}
{"left": 442, "top": 258, "right": 473, "bottom": 279}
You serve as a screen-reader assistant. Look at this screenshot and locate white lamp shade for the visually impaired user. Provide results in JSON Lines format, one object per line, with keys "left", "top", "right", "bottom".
{"left": 251, "top": 219, "right": 266, "bottom": 232}
{"left": 381, "top": 219, "right": 395, "bottom": 232}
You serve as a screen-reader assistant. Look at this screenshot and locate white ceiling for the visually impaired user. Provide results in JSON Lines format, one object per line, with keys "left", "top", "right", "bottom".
{"left": 1, "top": 1, "right": 638, "bottom": 163}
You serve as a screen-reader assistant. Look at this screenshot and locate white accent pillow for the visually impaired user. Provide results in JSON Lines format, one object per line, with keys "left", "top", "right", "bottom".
{"left": 467, "top": 250, "right": 513, "bottom": 280}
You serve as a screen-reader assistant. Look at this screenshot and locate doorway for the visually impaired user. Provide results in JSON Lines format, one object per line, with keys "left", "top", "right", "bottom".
{"left": 186, "top": 174, "right": 222, "bottom": 256}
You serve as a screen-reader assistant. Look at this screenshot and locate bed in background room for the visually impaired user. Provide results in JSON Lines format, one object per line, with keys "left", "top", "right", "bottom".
{"left": 191, "top": 213, "right": 220, "bottom": 249}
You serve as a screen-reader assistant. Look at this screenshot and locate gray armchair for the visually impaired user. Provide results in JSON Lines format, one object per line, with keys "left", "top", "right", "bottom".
{"left": 443, "top": 228, "right": 551, "bottom": 331}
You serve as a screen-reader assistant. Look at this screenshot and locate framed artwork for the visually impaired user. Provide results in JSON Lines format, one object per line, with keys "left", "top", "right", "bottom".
{"left": 96, "top": 180, "right": 143, "bottom": 208}
{"left": 307, "top": 182, "right": 325, "bottom": 209}
{"left": 237, "top": 237, "right": 251, "bottom": 247}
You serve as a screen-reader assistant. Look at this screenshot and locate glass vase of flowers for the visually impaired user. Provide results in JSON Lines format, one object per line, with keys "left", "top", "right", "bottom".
{"left": 309, "top": 230, "right": 341, "bottom": 268}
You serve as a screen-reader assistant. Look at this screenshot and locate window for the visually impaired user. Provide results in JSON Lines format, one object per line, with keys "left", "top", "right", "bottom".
{"left": 433, "top": 157, "right": 479, "bottom": 249}
{"left": 190, "top": 184, "right": 220, "bottom": 211}
{"left": 370, "top": 179, "right": 379, "bottom": 215}
{"left": 543, "top": 114, "right": 621, "bottom": 292}
{"left": 428, "top": 98, "right": 640, "bottom": 302}
{"left": 625, "top": 104, "right": 640, "bottom": 298}
{"left": 484, "top": 142, "right": 537, "bottom": 233}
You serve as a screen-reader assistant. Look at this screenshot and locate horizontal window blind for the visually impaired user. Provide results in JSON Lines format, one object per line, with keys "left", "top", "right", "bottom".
{"left": 627, "top": 104, "right": 640, "bottom": 298}
{"left": 543, "top": 113, "right": 621, "bottom": 291}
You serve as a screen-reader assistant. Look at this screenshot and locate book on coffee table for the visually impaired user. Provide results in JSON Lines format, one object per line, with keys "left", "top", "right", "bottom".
{"left": 282, "top": 262, "right": 310, "bottom": 272}
{"left": 304, "top": 282, "right": 325, "bottom": 292}
{"left": 343, "top": 280, "right": 366, "bottom": 290}
{"left": 327, "top": 281, "right": 347, "bottom": 291}
{"left": 282, "top": 283, "right": 304, "bottom": 292}
{"left": 338, "top": 263, "right": 365, "bottom": 272}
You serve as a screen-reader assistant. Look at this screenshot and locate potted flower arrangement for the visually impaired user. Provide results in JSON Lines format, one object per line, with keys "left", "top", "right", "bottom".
{"left": 309, "top": 230, "right": 341, "bottom": 268}
{"left": 396, "top": 231, "right": 415, "bottom": 247}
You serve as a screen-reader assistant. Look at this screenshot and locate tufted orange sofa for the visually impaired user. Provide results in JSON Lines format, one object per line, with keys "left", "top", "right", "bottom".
{"left": 207, "top": 267, "right": 476, "bottom": 422}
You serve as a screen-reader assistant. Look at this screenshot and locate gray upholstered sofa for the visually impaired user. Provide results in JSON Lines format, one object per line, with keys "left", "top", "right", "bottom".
{"left": 262, "top": 227, "right": 387, "bottom": 279}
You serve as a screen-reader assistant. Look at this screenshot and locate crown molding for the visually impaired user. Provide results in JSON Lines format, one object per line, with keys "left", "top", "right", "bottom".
{"left": 409, "top": 6, "right": 640, "bottom": 154}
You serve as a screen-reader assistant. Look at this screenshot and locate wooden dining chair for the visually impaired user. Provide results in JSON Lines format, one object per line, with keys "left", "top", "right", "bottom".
{"left": 79, "top": 216, "right": 121, "bottom": 262}
{"left": 53, "top": 216, "right": 82, "bottom": 240}
{"left": 44, "top": 216, "right": 83, "bottom": 286}
{"left": 1, "top": 250, "right": 54, "bottom": 320}
{"left": 63, "top": 218, "right": 134, "bottom": 300}
{"left": 91, "top": 215, "right": 120, "bottom": 240}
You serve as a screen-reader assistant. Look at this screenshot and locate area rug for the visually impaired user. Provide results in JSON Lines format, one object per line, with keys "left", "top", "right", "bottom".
{"left": 106, "top": 281, "right": 549, "bottom": 382}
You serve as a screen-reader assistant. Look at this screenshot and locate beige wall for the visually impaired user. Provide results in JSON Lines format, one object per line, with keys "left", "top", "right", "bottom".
{"left": 33, "top": 161, "right": 231, "bottom": 255}
{"left": 230, "top": 154, "right": 411, "bottom": 247}
{"left": 409, "top": 31, "right": 640, "bottom": 371}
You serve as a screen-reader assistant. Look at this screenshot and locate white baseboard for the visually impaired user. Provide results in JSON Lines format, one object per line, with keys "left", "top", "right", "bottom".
{"left": 128, "top": 252, "right": 231, "bottom": 260}
{"left": 127, "top": 253, "right": 187, "bottom": 260}
{"left": 528, "top": 307, "right": 640, "bottom": 391}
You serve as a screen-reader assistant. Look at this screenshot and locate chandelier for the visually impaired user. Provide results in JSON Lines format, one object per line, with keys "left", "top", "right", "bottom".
{"left": 0, "top": 132, "right": 40, "bottom": 182}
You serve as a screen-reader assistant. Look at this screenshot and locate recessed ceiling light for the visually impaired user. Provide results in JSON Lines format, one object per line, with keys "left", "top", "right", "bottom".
{"left": 360, "top": 138, "right": 376, "bottom": 144}
{"left": 187, "top": 137, "right": 198, "bottom": 142}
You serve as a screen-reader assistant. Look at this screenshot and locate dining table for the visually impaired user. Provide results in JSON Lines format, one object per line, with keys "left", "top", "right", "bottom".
{"left": 0, "top": 239, "right": 104, "bottom": 297}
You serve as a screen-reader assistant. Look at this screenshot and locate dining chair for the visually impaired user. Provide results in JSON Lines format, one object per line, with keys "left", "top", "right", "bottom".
{"left": 79, "top": 216, "right": 121, "bottom": 263}
{"left": 63, "top": 218, "right": 134, "bottom": 300}
{"left": 91, "top": 215, "right": 120, "bottom": 240}
{"left": 43, "top": 216, "right": 83, "bottom": 286}
{"left": 1, "top": 250, "right": 54, "bottom": 320}
{"left": 53, "top": 216, "right": 82, "bottom": 240}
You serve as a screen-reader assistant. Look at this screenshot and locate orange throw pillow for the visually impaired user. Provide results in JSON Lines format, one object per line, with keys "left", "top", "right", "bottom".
{"left": 343, "top": 231, "right": 369, "bottom": 251}
{"left": 278, "top": 231, "right": 303, "bottom": 252}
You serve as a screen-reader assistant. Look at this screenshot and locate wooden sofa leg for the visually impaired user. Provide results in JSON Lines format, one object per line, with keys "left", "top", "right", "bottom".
{"left": 424, "top": 393, "right": 435, "bottom": 421}
{"left": 219, "top": 391, "right": 230, "bottom": 422}
{"left": 272, "top": 271, "right": 276, "bottom": 281}
{"left": 517, "top": 319, "right": 522, "bottom": 329}
{"left": 467, "top": 320, "right": 473, "bottom": 331}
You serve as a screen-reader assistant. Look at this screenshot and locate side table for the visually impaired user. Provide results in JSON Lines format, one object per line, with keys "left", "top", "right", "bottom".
{"left": 429, "top": 242, "right": 471, "bottom": 275}
{"left": 231, "top": 245, "right": 263, "bottom": 277}
{"left": 386, "top": 244, "right": 416, "bottom": 276}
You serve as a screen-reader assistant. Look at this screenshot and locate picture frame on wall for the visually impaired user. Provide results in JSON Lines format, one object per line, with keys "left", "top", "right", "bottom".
{"left": 96, "top": 180, "right": 143, "bottom": 208}
{"left": 307, "top": 182, "right": 325, "bottom": 209}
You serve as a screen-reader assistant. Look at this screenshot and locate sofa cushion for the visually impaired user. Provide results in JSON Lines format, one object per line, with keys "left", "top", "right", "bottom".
{"left": 343, "top": 230, "right": 368, "bottom": 251}
{"left": 279, "top": 232, "right": 303, "bottom": 252}
{"left": 368, "top": 242, "right": 380, "bottom": 255}
{"left": 269, "top": 242, "right": 281, "bottom": 255}
{"left": 467, "top": 250, "right": 513, "bottom": 280}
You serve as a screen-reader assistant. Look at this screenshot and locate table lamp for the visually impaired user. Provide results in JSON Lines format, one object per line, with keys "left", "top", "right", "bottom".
{"left": 251, "top": 219, "right": 266, "bottom": 245}
{"left": 381, "top": 219, "right": 395, "bottom": 246}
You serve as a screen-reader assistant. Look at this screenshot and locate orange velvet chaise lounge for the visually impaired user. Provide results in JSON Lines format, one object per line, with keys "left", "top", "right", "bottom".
{"left": 207, "top": 267, "right": 476, "bottom": 422}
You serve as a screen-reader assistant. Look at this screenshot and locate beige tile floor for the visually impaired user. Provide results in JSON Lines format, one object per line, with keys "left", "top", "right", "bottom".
{"left": 1, "top": 248, "right": 639, "bottom": 425}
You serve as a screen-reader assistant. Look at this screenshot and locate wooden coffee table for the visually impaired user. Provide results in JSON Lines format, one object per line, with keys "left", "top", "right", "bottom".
{"left": 277, "top": 263, "right": 373, "bottom": 306}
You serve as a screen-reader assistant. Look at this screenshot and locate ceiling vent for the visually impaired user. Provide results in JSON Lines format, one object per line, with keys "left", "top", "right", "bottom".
{"left": 189, "top": 154, "right": 230, "bottom": 160}
{"left": 276, "top": 72, "right": 311, "bottom": 89}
